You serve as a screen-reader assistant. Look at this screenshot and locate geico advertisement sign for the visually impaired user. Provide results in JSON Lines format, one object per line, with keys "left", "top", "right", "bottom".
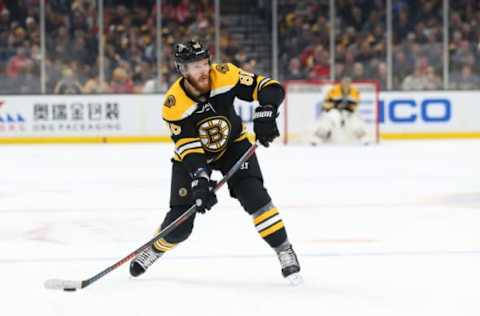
{"left": 380, "top": 91, "right": 480, "bottom": 131}
{"left": 380, "top": 95, "right": 450, "bottom": 123}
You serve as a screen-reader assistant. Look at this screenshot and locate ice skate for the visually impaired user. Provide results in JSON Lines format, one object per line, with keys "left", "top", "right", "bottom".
{"left": 129, "top": 246, "right": 163, "bottom": 277}
{"left": 276, "top": 243, "right": 303, "bottom": 286}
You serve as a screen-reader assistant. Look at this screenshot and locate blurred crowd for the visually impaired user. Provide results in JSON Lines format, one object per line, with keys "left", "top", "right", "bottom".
{"left": 278, "top": 0, "right": 387, "bottom": 85}
{"left": 0, "top": 0, "right": 215, "bottom": 94}
{"left": 279, "top": 0, "right": 480, "bottom": 90}
{"left": 0, "top": 0, "right": 479, "bottom": 94}
{"left": 448, "top": 0, "right": 480, "bottom": 89}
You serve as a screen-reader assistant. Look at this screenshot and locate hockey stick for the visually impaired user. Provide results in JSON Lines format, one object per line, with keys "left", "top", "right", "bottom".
{"left": 44, "top": 142, "right": 259, "bottom": 291}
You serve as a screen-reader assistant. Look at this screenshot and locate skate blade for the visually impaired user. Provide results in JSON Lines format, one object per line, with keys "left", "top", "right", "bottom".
{"left": 286, "top": 272, "right": 304, "bottom": 286}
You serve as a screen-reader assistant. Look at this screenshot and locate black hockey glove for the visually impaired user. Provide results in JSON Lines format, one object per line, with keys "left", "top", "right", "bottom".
{"left": 253, "top": 105, "right": 280, "bottom": 147}
{"left": 191, "top": 176, "right": 217, "bottom": 214}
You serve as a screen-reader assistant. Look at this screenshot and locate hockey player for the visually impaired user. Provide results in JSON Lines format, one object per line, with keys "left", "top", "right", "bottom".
{"left": 310, "top": 77, "right": 370, "bottom": 145}
{"left": 129, "top": 40, "right": 302, "bottom": 285}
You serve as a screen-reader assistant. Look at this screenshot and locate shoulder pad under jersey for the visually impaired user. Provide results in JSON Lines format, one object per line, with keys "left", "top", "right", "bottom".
{"left": 162, "top": 78, "right": 198, "bottom": 122}
{"left": 210, "top": 63, "right": 241, "bottom": 97}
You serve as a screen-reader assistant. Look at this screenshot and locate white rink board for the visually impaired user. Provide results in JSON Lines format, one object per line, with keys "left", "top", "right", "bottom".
{"left": 284, "top": 89, "right": 480, "bottom": 140}
{"left": 0, "top": 94, "right": 169, "bottom": 138}
{"left": 0, "top": 95, "right": 271, "bottom": 142}
{"left": 380, "top": 91, "right": 480, "bottom": 134}
{"left": 1, "top": 91, "right": 480, "bottom": 142}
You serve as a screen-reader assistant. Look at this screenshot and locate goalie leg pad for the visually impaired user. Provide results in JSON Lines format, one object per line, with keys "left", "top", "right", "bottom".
{"left": 313, "top": 109, "right": 341, "bottom": 141}
{"left": 346, "top": 113, "right": 368, "bottom": 139}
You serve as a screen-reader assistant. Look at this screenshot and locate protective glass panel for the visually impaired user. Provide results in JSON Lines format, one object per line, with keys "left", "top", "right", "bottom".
{"left": 45, "top": 1, "right": 98, "bottom": 94}
{"left": 277, "top": 0, "right": 330, "bottom": 81}
{"left": 160, "top": 0, "right": 215, "bottom": 88}
{"left": 102, "top": 1, "right": 157, "bottom": 93}
{"left": 392, "top": 0, "right": 444, "bottom": 90}
{"left": 448, "top": 1, "right": 480, "bottom": 90}
{"left": 220, "top": 0, "right": 273, "bottom": 76}
{"left": 0, "top": 2, "right": 41, "bottom": 93}
{"left": 334, "top": 0, "right": 386, "bottom": 89}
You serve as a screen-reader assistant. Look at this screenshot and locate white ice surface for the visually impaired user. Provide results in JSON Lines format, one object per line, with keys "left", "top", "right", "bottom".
{"left": 1, "top": 140, "right": 479, "bottom": 316}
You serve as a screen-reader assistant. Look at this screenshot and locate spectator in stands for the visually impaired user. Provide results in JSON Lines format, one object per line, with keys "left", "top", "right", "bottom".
{"left": 305, "top": 44, "right": 330, "bottom": 79}
{"left": 6, "top": 46, "right": 30, "bottom": 78}
{"left": 110, "top": 67, "right": 134, "bottom": 93}
{"left": 3, "top": 0, "right": 480, "bottom": 93}
{"left": 287, "top": 57, "right": 305, "bottom": 80}
{"left": 393, "top": 49, "right": 412, "bottom": 88}
{"left": 401, "top": 58, "right": 441, "bottom": 91}
{"left": 240, "top": 58, "right": 257, "bottom": 74}
{"left": 54, "top": 67, "right": 83, "bottom": 94}
{"left": 450, "top": 64, "right": 480, "bottom": 90}
{"left": 83, "top": 69, "right": 111, "bottom": 94}
{"left": 351, "top": 62, "right": 365, "bottom": 81}
{"left": 375, "top": 62, "right": 388, "bottom": 90}
{"left": 143, "top": 75, "right": 168, "bottom": 93}
{"left": 13, "top": 60, "right": 40, "bottom": 94}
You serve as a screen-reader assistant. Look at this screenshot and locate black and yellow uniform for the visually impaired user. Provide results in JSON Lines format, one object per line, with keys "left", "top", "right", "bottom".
{"left": 323, "top": 84, "right": 360, "bottom": 112}
{"left": 157, "top": 63, "right": 288, "bottom": 250}
{"left": 163, "top": 63, "right": 282, "bottom": 172}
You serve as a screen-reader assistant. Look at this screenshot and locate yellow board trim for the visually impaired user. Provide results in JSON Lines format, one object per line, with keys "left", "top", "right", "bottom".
{"left": 0, "top": 136, "right": 171, "bottom": 144}
{"left": 381, "top": 132, "right": 480, "bottom": 140}
{"left": 260, "top": 221, "right": 284, "bottom": 238}
{"left": 254, "top": 207, "right": 278, "bottom": 225}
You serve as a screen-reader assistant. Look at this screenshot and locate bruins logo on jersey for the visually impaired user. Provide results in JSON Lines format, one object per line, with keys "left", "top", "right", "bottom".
{"left": 164, "top": 95, "right": 176, "bottom": 108}
{"left": 215, "top": 63, "right": 230, "bottom": 74}
{"left": 197, "top": 116, "right": 231, "bottom": 152}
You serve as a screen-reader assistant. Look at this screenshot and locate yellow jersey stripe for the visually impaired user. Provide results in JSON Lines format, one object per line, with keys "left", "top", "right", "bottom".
{"left": 260, "top": 79, "right": 280, "bottom": 90}
{"left": 254, "top": 207, "right": 278, "bottom": 225}
{"left": 176, "top": 137, "right": 201, "bottom": 148}
{"left": 178, "top": 147, "right": 205, "bottom": 160}
{"left": 176, "top": 141, "right": 203, "bottom": 156}
{"left": 253, "top": 76, "right": 267, "bottom": 100}
{"left": 234, "top": 132, "right": 248, "bottom": 143}
{"left": 259, "top": 221, "right": 284, "bottom": 238}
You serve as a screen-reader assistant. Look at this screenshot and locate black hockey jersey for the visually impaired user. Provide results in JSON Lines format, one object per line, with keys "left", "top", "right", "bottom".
{"left": 162, "top": 63, "right": 280, "bottom": 174}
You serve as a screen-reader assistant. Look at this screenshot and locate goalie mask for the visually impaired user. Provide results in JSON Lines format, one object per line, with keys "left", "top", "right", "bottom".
{"left": 174, "top": 40, "right": 211, "bottom": 74}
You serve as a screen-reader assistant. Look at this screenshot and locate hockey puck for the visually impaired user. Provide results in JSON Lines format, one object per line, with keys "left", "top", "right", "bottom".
{"left": 64, "top": 288, "right": 77, "bottom": 292}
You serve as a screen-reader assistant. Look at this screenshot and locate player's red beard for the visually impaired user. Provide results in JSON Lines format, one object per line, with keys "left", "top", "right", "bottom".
{"left": 185, "top": 72, "right": 211, "bottom": 94}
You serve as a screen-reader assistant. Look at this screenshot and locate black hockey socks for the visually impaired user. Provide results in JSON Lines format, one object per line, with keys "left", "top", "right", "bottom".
{"left": 252, "top": 202, "right": 288, "bottom": 248}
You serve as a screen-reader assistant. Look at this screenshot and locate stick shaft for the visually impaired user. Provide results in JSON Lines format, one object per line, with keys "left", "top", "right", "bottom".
{"left": 80, "top": 142, "right": 258, "bottom": 289}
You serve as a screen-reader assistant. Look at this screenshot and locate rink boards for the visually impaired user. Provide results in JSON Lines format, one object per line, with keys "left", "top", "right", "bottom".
{"left": 0, "top": 91, "right": 479, "bottom": 143}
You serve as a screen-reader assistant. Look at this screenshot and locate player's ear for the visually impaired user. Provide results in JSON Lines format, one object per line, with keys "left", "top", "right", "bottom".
{"left": 176, "top": 62, "right": 187, "bottom": 76}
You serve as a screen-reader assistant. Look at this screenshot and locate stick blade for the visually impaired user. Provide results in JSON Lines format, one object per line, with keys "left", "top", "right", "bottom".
{"left": 44, "top": 278, "right": 82, "bottom": 291}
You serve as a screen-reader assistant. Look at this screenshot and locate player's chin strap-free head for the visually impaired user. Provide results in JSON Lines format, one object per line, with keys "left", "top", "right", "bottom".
{"left": 174, "top": 40, "right": 211, "bottom": 75}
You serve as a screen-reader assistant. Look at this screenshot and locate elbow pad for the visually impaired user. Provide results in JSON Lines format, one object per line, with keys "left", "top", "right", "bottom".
{"left": 258, "top": 84, "right": 285, "bottom": 108}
